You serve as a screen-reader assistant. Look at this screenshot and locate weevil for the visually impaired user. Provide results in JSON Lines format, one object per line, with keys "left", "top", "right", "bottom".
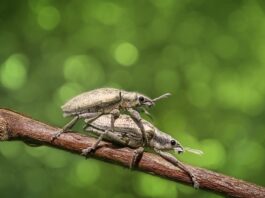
{"left": 52, "top": 88, "right": 170, "bottom": 143}
{"left": 84, "top": 114, "right": 203, "bottom": 188}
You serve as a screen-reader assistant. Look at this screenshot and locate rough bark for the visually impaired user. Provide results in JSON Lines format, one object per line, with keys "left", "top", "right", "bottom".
{"left": 0, "top": 108, "right": 264, "bottom": 198}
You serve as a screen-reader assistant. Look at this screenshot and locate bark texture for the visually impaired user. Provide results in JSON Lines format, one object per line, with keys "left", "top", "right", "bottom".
{"left": 0, "top": 108, "right": 264, "bottom": 198}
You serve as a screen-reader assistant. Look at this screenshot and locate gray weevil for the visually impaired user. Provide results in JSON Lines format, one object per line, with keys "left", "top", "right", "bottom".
{"left": 84, "top": 114, "right": 203, "bottom": 188}
{"left": 52, "top": 88, "right": 170, "bottom": 143}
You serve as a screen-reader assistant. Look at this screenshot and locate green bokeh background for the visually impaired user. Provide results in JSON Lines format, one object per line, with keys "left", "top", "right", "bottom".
{"left": 1, "top": 0, "right": 265, "bottom": 197}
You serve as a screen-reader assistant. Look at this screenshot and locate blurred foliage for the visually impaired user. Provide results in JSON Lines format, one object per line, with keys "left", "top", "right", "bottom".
{"left": 0, "top": 0, "right": 265, "bottom": 197}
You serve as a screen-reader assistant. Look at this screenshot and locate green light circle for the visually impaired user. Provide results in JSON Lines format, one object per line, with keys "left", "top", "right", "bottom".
{"left": 0, "top": 54, "right": 27, "bottom": 90}
{"left": 75, "top": 160, "right": 100, "bottom": 186}
{"left": 114, "top": 42, "right": 139, "bottom": 66}
{"left": 38, "top": 6, "right": 60, "bottom": 30}
{"left": 136, "top": 174, "right": 177, "bottom": 197}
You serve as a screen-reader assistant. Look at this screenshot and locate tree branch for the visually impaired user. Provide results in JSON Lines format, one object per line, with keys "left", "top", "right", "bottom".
{"left": 0, "top": 108, "right": 264, "bottom": 198}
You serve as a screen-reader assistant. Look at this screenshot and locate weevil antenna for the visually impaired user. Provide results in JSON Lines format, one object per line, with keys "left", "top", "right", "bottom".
{"left": 184, "top": 147, "right": 204, "bottom": 155}
{"left": 152, "top": 93, "right": 171, "bottom": 102}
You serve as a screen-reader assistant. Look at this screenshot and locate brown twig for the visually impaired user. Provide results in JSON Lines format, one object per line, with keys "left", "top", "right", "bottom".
{"left": 0, "top": 108, "right": 264, "bottom": 198}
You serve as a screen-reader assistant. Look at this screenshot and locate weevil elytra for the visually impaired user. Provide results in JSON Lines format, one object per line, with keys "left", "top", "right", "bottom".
{"left": 84, "top": 114, "right": 203, "bottom": 188}
{"left": 52, "top": 88, "right": 170, "bottom": 143}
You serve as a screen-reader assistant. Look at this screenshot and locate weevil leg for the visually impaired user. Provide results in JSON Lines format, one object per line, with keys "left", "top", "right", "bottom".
{"left": 82, "top": 113, "right": 104, "bottom": 129}
{"left": 104, "top": 131, "right": 127, "bottom": 145}
{"left": 81, "top": 130, "right": 106, "bottom": 157}
{"left": 109, "top": 109, "right": 120, "bottom": 131}
{"left": 82, "top": 111, "right": 120, "bottom": 157}
{"left": 82, "top": 109, "right": 119, "bottom": 132}
{"left": 127, "top": 108, "right": 148, "bottom": 145}
{"left": 130, "top": 147, "right": 144, "bottom": 169}
{"left": 86, "top": 127, "right": 128, "bottom": 146}
{"left": 154, "top": 148, "right": 199, "bottom": 189}
{"left": 82, "top": 129, "right": 125, "bottom": 157}
{"left": 51, "top": 115, "right": 79, "bottom": 142}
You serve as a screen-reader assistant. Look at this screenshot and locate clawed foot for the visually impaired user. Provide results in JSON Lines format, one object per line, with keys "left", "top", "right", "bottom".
{"left": 193, "top": 181, "right": 200, "bottom": 189}
{"left": 130, "top": 147, "right": 144, "bottom": 169}
{"left": 81, "top": 147, "right": 94, "bottom": 158}
{"left": 51, "top": 131, "right": 64, "bottom": 142}
{"left": 191, "top": 177, "right": 200, "bottom": 189}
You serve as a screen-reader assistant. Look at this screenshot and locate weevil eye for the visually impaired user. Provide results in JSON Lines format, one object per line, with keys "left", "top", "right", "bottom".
{"left": 138, "top": 96, "right": 145, "bottom": 103}
{"left": 171, "top": 140, "right": 176, "bottom": 146}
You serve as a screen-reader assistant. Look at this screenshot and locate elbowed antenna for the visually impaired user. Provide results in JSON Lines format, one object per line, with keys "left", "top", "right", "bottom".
{"left": 152, "top": 93, "right": 171, "bottom": 102}
{"left": 184, "top": 147, "right": 204, "bottom": 155}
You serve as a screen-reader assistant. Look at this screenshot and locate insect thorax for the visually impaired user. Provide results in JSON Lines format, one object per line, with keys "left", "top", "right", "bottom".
{"left": 120, "top": 92, "right": 139, "bottom": 108}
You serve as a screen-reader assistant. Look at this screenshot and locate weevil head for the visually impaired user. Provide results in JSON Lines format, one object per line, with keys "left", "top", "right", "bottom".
{"left": 121, "top": 91, "right": 171, "bottom": 108}
{"left": 149, "top": 129, "right": 184, "bottom": 154}
{"left": 136, "top": 94, "right": 154, "bottom": 107}
{"left": 121, "top": 91, "right": 170, "bottom": 108}
{"left": 138, "top": 92, "right": 171, "bottom": 108}
{"left": 121, "top": 92, "right": 154, "bottom": 108}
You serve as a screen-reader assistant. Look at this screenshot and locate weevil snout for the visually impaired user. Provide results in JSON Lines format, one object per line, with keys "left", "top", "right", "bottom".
{"left": 138, "top": 95, "right": 154, "bottom": 107}
{"left": 137, "top": 93, "right": 170, "bottom": 108}
{"left": 144, "top": 100, "right": 155, "bottom": 107}
{"left": 171, "top": 140, "right": 184, "bottom": 154}
{"left": 174, "top": 146, "right": 184, "bottom": 154}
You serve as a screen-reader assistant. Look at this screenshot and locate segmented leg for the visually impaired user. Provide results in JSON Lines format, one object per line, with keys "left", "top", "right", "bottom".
{"left": 103, "top": 131, "right": 127, "bottom": 145}
{"left": 81, "top": 130, "right": 107, "bottom": 157}
{"left": 154, "top": 148, "right": 199, "bottom": 189}
{"left": 82, "top": 113, "right": 104, "bottom": 129}
{"left": 51, "top": 115, "right": 79, "bottom": 142}
{"left": 82, "top": 128, "right": 129, "bottom": 159}
{"left": 81, "top": 112, "right": 119, "bottom": 157}
{"left": 130, "top": 147, "right": 144, "bottom": 169}
{"left": 109, "top": 109, "right": 120, "bottom": 131}
{"left": 127, "top": 108, "right": 148, "bottom": 145}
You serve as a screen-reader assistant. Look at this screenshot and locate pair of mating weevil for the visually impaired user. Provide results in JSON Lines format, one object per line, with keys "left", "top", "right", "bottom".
{"left": 52, "top": 88, "right": 203, "bottom": 188}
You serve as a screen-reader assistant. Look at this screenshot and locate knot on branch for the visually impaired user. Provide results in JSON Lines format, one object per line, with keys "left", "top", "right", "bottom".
{"left": 0, "top": 117, "right": 9, "bottom": 141}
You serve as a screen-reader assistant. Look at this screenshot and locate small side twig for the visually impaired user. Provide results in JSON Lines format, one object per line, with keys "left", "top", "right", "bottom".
{"left": 0, "top": 108, "right": 264, "bottom": 198}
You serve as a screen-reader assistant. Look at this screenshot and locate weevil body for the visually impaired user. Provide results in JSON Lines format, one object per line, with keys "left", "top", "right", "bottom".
{"left": 85, "top": 114, "right": 183, "bottom": 152}
{"left": 62, "top": 88, "right": 167, "bottom": 116}
{"left": 84, "top": 114, "right": 202, "bottom": 188}
{"left": 62, "top": 88, "right": 122, "bottom": 116}
{"left": 52, "top": 88, "right": 170, "bottom": 142}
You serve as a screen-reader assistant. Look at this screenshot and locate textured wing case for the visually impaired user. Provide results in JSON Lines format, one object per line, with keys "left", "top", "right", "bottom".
{"left": 86, "top": 115, "right": 143, "bottom": 147}
{"left": 61, "top": 88, "right": 121, "bottom": 114}
{"left": 86, "top": 114, "right": 154, "bottom": 143}
{"left": 87, "top": 114, "right": 140, "bottom": 134}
